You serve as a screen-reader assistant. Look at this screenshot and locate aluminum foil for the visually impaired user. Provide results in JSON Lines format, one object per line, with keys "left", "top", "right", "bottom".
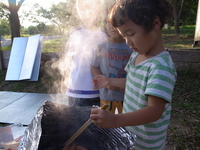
{"left": 18, "top": 101, "right": 136, "bottom": 150}
{"left": 18, "top": 105, "right": 43, "bottom": 150}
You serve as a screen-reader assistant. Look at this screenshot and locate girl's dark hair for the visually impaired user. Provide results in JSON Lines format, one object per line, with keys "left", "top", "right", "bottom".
{"left": 108, "top": 0, "right": 173, "bottom": 32}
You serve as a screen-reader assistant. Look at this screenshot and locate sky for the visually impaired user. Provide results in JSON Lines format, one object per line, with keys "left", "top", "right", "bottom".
{"left": 18, "top": 0, "right": 66, "bottom": 27}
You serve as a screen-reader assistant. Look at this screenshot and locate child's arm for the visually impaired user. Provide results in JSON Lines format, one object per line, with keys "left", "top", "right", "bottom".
{"left": 92, "top": 75, "right": 126, "bottom": 89}
{"left": 90, "top": 95, "right": 166, "bottom": 128}
{"left": 91, "top": 65, "right": 126, "bottom": 90}
{"left": 91, "top": 65, "right": 102, "bottom": 77}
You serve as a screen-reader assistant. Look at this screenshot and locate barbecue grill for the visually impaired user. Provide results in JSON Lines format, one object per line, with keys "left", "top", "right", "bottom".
{"left": 18, "top": 101, "right": 136, "bottom": 150}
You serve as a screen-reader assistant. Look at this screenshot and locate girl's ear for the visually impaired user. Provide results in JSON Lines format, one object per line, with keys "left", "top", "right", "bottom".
{"left": 153, "top": 16, "right": 161, "bottom": 30}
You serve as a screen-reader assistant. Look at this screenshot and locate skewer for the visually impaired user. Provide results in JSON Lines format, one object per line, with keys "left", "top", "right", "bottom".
{"left": 62, "top": 104, "right": 109, "bottom": 150}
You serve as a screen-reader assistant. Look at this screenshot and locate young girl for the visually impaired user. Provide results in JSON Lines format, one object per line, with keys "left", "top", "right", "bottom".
{"left": 90, "top": 0, "right": 177, "bottom": 149}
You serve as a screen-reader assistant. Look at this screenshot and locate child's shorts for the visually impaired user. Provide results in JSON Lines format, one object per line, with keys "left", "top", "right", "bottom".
{"left": 100, "top": 100, "right": 123, "bottom": 114}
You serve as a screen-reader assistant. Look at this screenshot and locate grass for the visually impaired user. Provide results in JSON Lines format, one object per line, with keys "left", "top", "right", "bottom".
{"left": 0, "top": 70, "right": 49, "bottom": 93}
{"left": 166, "top": 64, "right": 200, "bottom": 149}
{"left": 162, "top": 25, "right": 196, "bottom": 49}
{"left": 1, "top": 36, "right": 67, "bottom": 53}
{"left": 162, "top": 25, "right": 195, "bottom": 35}
{"left": 1, "top": 25, "right": 198, "bottom": 52}
{"left": 1, "top": 45, "right": 12, "bottom": 50}
{"left": 42, "top": 37, "right": 66, "bottom": 52}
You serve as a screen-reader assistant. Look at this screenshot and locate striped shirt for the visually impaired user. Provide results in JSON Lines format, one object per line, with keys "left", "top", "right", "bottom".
{"left": 124, "top": 51, "right": 177, "bottom": 150}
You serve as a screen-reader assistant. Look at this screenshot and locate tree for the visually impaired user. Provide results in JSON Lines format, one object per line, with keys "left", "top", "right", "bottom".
{"left": 0, "top": 3, "right": 10, "bottom": 36}
{"left": 170, "top": 0, "right": 186, "bottom": 34}
{"left": 0, "top": 2, "right": 9, "bottom": 18}
{"left": 1, "top": 0, "right": 25, "bottom": 42}
{"left": 170, "top": 0, "right": 198, "bottom": 34}
{"left": 27, "top": 26, "right": 38, "bottom": 35}
{"left": 180, "top": 0, "right": 198, "bottom": 25}
{"left": 34, "top": 1, "right": 80, "bottom": 35}
{"left": 0, "top": 19, "right": 10, "bottom": 36}
{"left": 36, "top": 22, "right": 47, "bottom": 34}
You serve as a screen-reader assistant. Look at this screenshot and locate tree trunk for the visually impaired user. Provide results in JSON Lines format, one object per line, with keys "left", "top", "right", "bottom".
{"left": 174, "top": 9, "right": 180, "bottom": 34}
{"left": 170, "top": 0, "right": 186, "bottom": 35}
{"left": 0, "top": 39, "right": 3, "bottom": 71}
{"left": 7, "top": 0, "right": 25, "bottom": 44}
{"left": 10, "top": 10, "right": 20, "bottom": 43}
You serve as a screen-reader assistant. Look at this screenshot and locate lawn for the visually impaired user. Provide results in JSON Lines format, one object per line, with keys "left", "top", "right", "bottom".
{"left": 41, "top": 25, "right": 197, "bottom": 51}
{"left": 166, "top": 65, "right": 200, "bottom": 149}
{"left": 1, "top": 25, "right": 197, "bottom": 52}
{"left": 162, "top": 25, "right": 196, "bottom": 49}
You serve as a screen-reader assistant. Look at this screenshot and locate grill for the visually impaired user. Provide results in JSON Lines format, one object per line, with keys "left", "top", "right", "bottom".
{"left": 18, "top": 101, "right": 136, "bottom": 150}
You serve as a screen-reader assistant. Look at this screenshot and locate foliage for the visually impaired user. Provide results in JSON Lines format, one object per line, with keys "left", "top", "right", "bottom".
{"left": 33, "top": 1, "right": 80, "bottom": 35}
{"left": 27, "top": 26, "right": 39, "bottom": 35}
{"left": 180, "top": 0, "right": 198, "bottom": 25}
{"left": 168, "top": 0, "right": 198, "bottom": 34}
{"left": 23, "top": 23, "right": 61, "bottom": 36}
{"left": 36, "top": 23, "right": 48, "bottom": 34}
{"left": 0, "top": 2, "right": 9, "bottom": 18}
{"left": 20, "top": 26, "right": 28, "bottom": 35}
{"left": 0, "top": 19, "right": 10, "bottom": 36}
{"left": 37, "top": 24, "right": 61, "bottom": 36}
{"left": 1, "top": 0, "right": 26, "bottom": 42}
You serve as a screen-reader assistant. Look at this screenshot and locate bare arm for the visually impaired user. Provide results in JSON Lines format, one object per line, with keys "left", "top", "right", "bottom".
{"left": 91, "top": 65, "right": 124, "bottom": 91}
{"left": 109, "top": 78, "right": 126, "bottom": 89}
{"left": 90, "top": 95, "right": 166, "bottom": 128}
{"left": 93, "top": 75, "right": 126, "bottom": 89}
{"left": 91, "top": 65, "right": 102, "bottom": 76}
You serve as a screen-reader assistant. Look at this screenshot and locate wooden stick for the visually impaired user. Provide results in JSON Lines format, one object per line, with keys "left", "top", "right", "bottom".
{"left": 62, "top": 104, "right": 109, "bottom": 150}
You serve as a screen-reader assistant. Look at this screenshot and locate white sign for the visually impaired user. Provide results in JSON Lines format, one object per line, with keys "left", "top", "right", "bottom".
{"left": 5, "top": 34, "right": 44, "bottom": 81}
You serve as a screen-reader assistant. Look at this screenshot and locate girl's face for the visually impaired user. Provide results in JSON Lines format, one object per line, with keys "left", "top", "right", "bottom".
{"left": 117, "top": 19, "right": 159, "bottom": 55}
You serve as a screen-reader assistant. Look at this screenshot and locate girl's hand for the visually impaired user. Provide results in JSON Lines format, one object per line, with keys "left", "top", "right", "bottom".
{"left": 90, "top": 108, "right": 116, "bottom": 128}
{"left": 119, "top": 87, "right": 125, "bottom": 92}
{"left": 92, "top": 75, "right": 110, "bottom": 89}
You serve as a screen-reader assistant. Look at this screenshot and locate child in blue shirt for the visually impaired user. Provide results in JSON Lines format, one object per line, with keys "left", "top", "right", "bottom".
{"left": 91, "top": 7, "right": 132, "bottom": 113}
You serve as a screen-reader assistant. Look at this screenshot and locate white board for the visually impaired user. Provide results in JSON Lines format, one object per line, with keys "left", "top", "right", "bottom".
{"left": 5, "top": 34, "right": 43, "bottom": 81}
